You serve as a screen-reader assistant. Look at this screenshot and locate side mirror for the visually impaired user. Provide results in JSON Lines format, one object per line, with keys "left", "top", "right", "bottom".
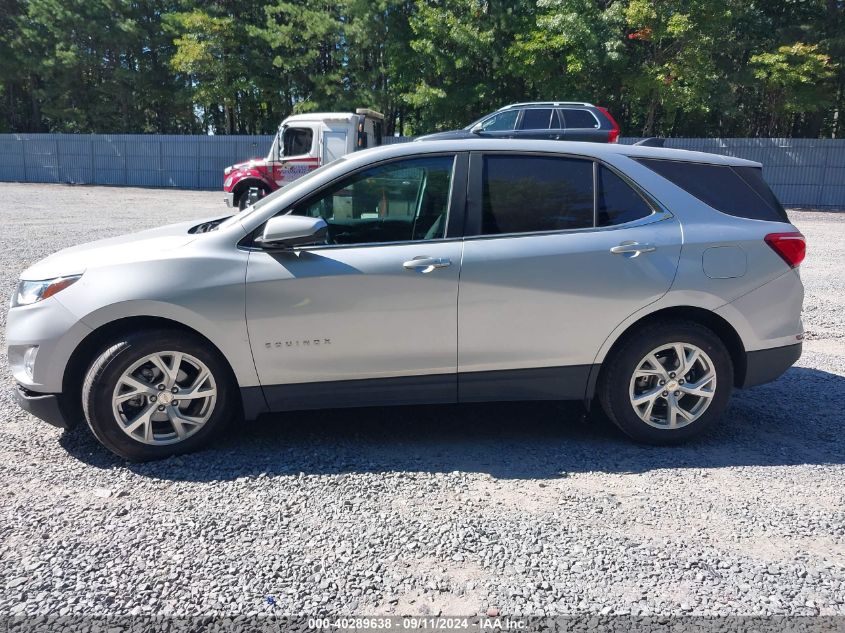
{"left": 470, "top": 123, "right": 484, "bottom": 135}
{"left": 255, "top": 215, "right": 327, "bottom": 249}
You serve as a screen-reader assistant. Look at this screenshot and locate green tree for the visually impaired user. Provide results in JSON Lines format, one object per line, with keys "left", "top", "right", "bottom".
{"left": 750, "top": 43, "right": 836, "bottom": 136}
{"left": 402, "top": 0, "right": 535, "bottom": 133}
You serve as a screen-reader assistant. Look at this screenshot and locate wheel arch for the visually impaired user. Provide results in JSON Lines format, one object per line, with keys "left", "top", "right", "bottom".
{"left": 586, "top": 305, "right": 747, "bottom": 404}
{"left": 61, "top": 316, "right": 244, "bottom": 424}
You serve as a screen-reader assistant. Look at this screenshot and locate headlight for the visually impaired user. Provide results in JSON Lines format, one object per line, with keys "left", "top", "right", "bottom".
{"left": 224, "top": 176, "right": 233, "bottom": 188}
{"left": 12, "top": 275, "right": 82, "bottom": 307}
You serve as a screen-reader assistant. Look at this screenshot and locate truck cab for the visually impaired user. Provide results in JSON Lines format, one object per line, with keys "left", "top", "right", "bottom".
{"left": 223, "top": 108, "right": 384, "bottom": 209}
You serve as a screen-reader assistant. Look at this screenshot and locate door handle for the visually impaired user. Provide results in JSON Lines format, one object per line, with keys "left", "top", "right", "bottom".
{"left": 610, "top": 242, "right": 656, "bottom": 258}
{"left": 403, "top": 256, "right": 452, "bottom": 273}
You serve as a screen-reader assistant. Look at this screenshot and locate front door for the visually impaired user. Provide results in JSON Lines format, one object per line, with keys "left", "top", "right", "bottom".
{"left": 271, "top": 125, "right": 320, "bottom": 187}
{"left": 246, "top": 153, "right": 467, "bottom": 410}
{"left": 457, "top": 152, "right": 682, "bottom": 401}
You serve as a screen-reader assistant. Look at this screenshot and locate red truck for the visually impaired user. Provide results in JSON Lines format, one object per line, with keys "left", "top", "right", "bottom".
{"left": 223, "top": 109, "right": 385, "bottom": 209}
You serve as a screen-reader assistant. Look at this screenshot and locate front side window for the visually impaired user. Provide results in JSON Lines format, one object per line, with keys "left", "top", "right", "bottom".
{"left": 291, "top": 155, "right": 455, "bottom": 245}
{"left": 479, "top": 110, "right": 519, "bottom": 132}
{"left": 482, "top": 155, "right": 594, "bottom": 234}
{"left": 282, "top": 127, "right": 313, "bottom": 156}
{"left": 519, "top": 108, "right": 555, "bottom": 130}
{"left": 597, "top": 165, "right": 653, "bottom": 226}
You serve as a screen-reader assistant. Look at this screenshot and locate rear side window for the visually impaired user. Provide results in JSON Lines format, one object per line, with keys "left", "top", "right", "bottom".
{"left": 482, "top": 155, "right": 594, "bottom": 234}
{"left": 562, "top": 109, "right": 600, "bottom": 129}
{"left": 636, "top": 159, "right": 788, "bottom": 222}
{"left": 520, "top": 109, "right": 555, "bottom": 130}
{"left": 597, "top": 166, "right": 653, "bottom": 226}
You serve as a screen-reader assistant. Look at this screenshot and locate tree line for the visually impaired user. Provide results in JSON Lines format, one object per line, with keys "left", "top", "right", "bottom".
{"left": 0, "top": 0, "right": 842, "bottom": 138}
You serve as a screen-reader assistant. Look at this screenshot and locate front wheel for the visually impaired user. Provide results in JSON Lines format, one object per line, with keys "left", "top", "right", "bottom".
{"left": 237, "top": 185, "right": 268, "bottom": 210}
{"left": 82, "top": 330, "right": 235, "bottom": 461}
{"left": 598, "top": 320, "right": 734, "bottom": 444}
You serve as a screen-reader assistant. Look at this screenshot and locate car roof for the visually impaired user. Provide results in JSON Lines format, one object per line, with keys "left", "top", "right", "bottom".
{"left": 349, "top": 139, "right": 761, "bottom": 168}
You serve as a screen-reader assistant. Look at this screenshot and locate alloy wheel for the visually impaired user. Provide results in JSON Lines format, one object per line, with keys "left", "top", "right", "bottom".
{"left": 111, "top": 351, "right": 217, "bottom": 445}
{"left": 628, "top": 342, "right": 717, "bottom": 429}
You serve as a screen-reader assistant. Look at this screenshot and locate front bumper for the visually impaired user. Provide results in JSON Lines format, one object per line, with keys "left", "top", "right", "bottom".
{"left": 224, "top": 192, "right": 235, "bottom": 208}
{"left": 13, "top": 385, "right": 70, "bottom": 429}
{"left": 740, "top": 342, "right": 802, "bottom": 389}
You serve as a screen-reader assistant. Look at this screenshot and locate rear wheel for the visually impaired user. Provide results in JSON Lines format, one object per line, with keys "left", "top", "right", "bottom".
{"left": 82, "top": 330, "right": 235, "bottom": 461}
{"left": 598, "top": 320, "right": 733, "bottom": 443}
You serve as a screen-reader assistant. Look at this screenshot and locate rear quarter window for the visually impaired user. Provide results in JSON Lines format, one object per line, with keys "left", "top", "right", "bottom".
{"left": 562, "top": 109, "right": 600, "bottom": 129}
{"left": 636, "top": 158, "right": 788, "bottom": 222}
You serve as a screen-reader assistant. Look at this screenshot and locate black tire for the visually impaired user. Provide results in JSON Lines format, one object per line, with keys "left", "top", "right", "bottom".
{"left": 237, "top": 184, "right": 268, "bottom": 210}
{"left": 81, "top": 330, "right": 236, "bottom": 461}
{"left": 598, "top": 320, "right": 734, "bottom": 444}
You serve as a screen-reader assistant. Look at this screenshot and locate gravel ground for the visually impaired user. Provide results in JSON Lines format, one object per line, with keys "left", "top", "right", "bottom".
{"left": 0, "top": 183, "right": 843, "bottom": 619}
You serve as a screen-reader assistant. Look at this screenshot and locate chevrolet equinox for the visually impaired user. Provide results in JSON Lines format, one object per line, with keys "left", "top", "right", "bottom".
{"left": 8, "top": 140, "right": 805, "bottom": 460}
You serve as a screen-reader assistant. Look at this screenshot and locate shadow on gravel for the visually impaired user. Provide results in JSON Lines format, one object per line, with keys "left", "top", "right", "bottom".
{"left": 59, "top": 366, "right": 844, "bottom": 481}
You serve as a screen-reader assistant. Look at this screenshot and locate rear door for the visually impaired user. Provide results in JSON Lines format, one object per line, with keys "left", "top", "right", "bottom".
{"left": 456, "top": 152, "right": 682, "bottom": 401}
{"left": 514, "top": 108, "right": 563, "bottom": 140}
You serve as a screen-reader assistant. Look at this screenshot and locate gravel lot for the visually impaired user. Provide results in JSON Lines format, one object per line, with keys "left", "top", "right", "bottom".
{"left": 1, "top": 183, "right": 843, "bottom": 620}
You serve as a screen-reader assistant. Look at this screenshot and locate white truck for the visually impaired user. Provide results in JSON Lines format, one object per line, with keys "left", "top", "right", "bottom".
{"left": 223, "top": 108, "right": 385, "bottom": 209}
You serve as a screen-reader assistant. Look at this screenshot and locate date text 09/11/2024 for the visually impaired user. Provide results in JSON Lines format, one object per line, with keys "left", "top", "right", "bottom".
{"left": 305, "top": 616, "right": 527, "bottom": 630}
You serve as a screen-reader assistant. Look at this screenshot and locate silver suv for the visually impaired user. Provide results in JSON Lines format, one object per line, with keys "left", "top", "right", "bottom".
{"left": 8, "top": 140, "right": 805, "bottom": 461}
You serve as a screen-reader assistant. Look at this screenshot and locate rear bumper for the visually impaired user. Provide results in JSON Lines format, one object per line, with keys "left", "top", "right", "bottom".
{"left": 13, "top": 385, "right": 69, "bottom": 429}
{"left": 740, "top": 342, "right": 802, "bottom": 389}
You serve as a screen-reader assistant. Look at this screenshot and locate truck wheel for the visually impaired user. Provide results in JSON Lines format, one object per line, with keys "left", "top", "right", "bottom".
{"left": 82, "top": 330, "right": 235, "bottom": 461}
{"left": 237, "top": 185, "right": 268, "bottom": 210}
{"left": 598, "top": 320, "right": 734, "bottom": 444}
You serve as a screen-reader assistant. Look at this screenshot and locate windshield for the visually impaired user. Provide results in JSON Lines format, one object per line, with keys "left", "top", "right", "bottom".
{"left": 218, "top": 157, "right": 348, "bottom": 230}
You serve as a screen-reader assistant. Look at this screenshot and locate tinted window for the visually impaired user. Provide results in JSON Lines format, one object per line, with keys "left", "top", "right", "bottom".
{"left": 482, "top": 155, "right": 594, "bottom": 234}
{"left": 292, "top": 156, "right": 454, "bottom": 245}
{"left": 597, "top": 166, "right": 653, "bottom": 226}
{"left": 734, "top": 166, "right": 789, "bottom": 222}
{"left": 562, "top": 109, "right": 600, "bottom": 129}
{"left": 520, "top": 108, "right": 554, "bottom": 130}
{"left": 282, "top": 127, "right": 313, "bottom": 156}
{"left": 480, "top": 110, "right": 518, "bottom": 131}
{"left": 637, "top": 159, "right": 789, "bottom": 222}
{"left": 550, "top": 110, "right": 562, "bottom": 128}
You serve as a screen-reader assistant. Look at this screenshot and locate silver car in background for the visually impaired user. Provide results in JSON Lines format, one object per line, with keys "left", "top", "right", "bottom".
{"left": 7, "top": 139, "right": 805, "bottom": 461}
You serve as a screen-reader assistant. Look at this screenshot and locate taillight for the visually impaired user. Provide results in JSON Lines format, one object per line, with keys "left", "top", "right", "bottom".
{"left": 597, "top": 106, "right": 620, "bottom": 143}
{"left": 764, "top": 232, "right": 806, "bottom": 268}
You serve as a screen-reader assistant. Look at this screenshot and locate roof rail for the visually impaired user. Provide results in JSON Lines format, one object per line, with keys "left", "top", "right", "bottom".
{"left": 497, "top": 101, "right": 594, "bottom": 110}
